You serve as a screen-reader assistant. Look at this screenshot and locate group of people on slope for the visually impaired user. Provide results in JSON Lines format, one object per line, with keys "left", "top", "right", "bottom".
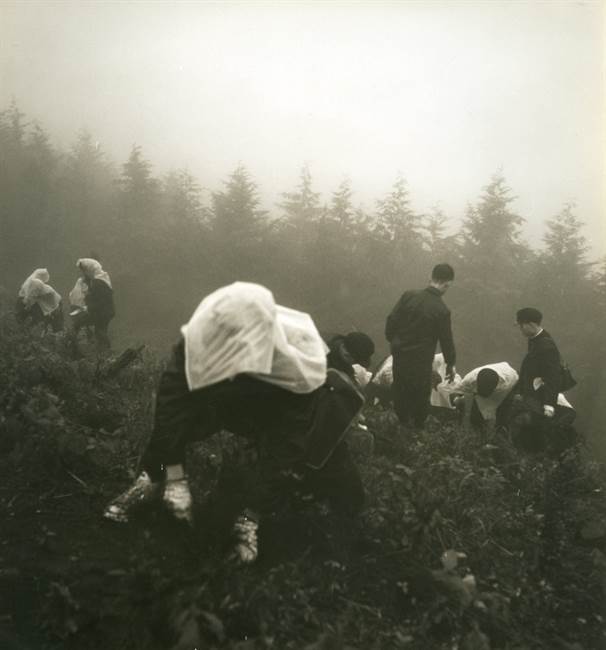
{"left": 103, "top": 266, "right": 576, "bottom": 565}
{"left": 381, "top": 264, "right": 575, "bottom": 449}
{"left": 15, "top": 257, "right": 115, "bottom": 351}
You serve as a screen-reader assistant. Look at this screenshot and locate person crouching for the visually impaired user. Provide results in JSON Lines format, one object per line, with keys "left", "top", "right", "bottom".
{"left": 104, "top": 282, "right": 365, "bottom": 564}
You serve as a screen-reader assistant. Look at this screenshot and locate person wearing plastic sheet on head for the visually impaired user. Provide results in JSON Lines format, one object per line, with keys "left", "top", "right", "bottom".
{"left": 385, "top": 263, "right": 457, "bottom": 429}
{"left": 104, "top": 283, "right": 365, "bottom": 565}
{"left": 451, "top": 362, "right": 518, "bottom": 436}
{"left": 509, "top": 307, "right": 575, "bottom": 453}
{"left": 326, "top": 331, "right": 375, "bottom": 390}
{"left": 70, "top": 258, "right": 115, "bottom": 351}
{"left": 15, "top": 268, "right": 64, "bottom": 333}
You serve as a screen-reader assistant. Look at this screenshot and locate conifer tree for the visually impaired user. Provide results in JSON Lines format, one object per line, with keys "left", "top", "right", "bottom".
{"left": 278, "top": 164, "right": 321, "bottom": 228}
{"left": 422, "top": 204, "right": 457, "bottom": 259}
{"left": 543, "top": 202, "right": 590, "bottom": 281}
{"left": 209, "top": 164, "right": 268, "bottom": 281}
{"left": 210, "top": 164, "right": 267, "bottom": 240}
{"left": 374, "top": 174, "right": 420, "bottom": 245}
{"left": 457, "top": 173, "right": 529, "bottom": 362}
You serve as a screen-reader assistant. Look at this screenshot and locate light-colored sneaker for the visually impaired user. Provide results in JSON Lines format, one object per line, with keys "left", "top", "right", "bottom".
{"left": 232, "top": 509, "right": 259, "bottom": 564}
{"left": 163, "top": 477, "right": 193, "bottom": 524}
{"left": 104, "top": 471, "right": 160, "bottom": 523}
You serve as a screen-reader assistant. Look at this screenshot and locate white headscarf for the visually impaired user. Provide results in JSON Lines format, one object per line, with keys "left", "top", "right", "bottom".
{"left": 77, "top": 258, "right": 112, "bottom": 288}
{"left": 19, "top": 268, "right": 50, "bottom": 299}
{"left": 18, "top": 268, "right": 61, "bottom": 315}
{"left": 181, "top": 282, "right": 327, "bottom": 393}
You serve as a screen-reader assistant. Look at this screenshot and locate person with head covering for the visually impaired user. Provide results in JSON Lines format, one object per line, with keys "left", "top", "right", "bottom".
{"left": 385, "top": 263, "right": 456, "bottom": 429}
{"left": 104, "top": 282, "right": 365, "bottom": 565}
{"left": 16, "top": 268, "right": 64, "bottom": 333}
{"left": 71, "top": 258, "right": 115, "bottom": 350}
{"left": 452, "top": 362, "right": 519, "bottom": 433}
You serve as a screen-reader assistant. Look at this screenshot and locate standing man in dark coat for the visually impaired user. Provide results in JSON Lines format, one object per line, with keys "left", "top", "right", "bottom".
{"left": 385, "top": 264, "right": 456, "bottom": 428}
{"left": 514, "top": 307, "right": 561, "bottom": 416}
{"left": 509, "top": 307, "right": 575, "bottom": 452}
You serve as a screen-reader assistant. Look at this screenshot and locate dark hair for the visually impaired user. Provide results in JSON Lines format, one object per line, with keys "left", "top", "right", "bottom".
{"left": 344, "top": 332, "right": 375, "bottom": 368}
{"left": 476, "top": 368, "right": 499, "bottom": 397}
{"left": 432, "top": 263, "right": 455, "bottom": 282}
{"left": 516, "top": 307, "right": 543, "bottom": 325}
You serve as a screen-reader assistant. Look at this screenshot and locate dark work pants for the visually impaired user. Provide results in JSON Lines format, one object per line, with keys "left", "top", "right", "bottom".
{"left": 391, "top": 349, "right": 433, "bottom": 428}
{"left": 509, "top": 395, "right": 577, "bottom": 454}
{"left": 139, "top": 343, "right": 364, "bottom": 516}
{"left": 72, "top": 311, "right": 111, "bottom": 350}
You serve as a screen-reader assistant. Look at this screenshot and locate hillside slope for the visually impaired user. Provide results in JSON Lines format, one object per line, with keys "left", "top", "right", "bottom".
{"left": 1, "top": 315, "right": 605, "bottom": 650}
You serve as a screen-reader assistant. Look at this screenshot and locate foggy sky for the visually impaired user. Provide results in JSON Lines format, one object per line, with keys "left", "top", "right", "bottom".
{"left": 1, "top": 1, "right": 604, "bottom": 257}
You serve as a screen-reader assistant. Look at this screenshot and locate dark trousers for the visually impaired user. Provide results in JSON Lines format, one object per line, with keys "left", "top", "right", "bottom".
{"left": 509, "top": 395, "right": 577, "bottom": 454}
{"left": 462, "top": 391, "right": 514, "bottom": 429}
{"left": 71, "top": 311, "right": 111, "bottom": 350}
{"left": 140, "top": 344, "right": 364, "bottom": 516}
{"left": 391, "top": 349, "right": 433, "bottom": 427}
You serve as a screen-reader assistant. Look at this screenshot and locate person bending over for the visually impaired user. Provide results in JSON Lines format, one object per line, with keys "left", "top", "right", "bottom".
{"left": 104, "top": 282, "right": 365, "bottom": 564}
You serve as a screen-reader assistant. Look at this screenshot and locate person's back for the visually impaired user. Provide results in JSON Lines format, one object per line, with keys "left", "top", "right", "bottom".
{"left": 86, "top": 278, "right": 115, "bottom": 324}
{"left": 385, "top": 288, "right": 452, "bottom": 354}
{"left": 16, "top": 268, "right": 63, "bottom": 332}
{"left": 385, "top": 263, "right": 456, "bottom": 428}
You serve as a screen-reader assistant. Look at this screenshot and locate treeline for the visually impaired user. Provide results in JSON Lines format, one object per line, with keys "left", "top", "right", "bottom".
{"left": 1, "top": 101, "right": 605, "bottom": 445}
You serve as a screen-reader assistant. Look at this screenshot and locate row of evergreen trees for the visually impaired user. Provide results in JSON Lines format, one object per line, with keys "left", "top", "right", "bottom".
{"left": 1, "top": 102, "right": 604, "bottom": 445}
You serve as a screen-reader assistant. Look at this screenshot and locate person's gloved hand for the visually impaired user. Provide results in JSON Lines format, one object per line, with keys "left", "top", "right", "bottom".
{"left": 543, "top": 405, "right": 555, "bottom": 418}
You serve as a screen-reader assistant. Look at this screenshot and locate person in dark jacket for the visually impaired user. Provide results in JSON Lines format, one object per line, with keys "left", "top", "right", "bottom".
{"left": 514, "top": 307, "right": 561, "bottom": 415}
{"left": 385, "top": 264, "right": 456, "bottom": 428}
{"left": 326, "top": 332, "right": 375, "bottom": 383}
{"left": 71, "top": 258, "right": 115, "bottom": 350}
{"left": 104, "top": 283, "right": 365, "bottom": 565}
{"left": 509, "top": 307, "right": 573, "bottom": 452}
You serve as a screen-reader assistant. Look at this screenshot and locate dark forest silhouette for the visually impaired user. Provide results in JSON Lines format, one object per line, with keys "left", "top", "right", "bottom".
{"left": 1, "top": 100, "right": 604, "bottom": 450}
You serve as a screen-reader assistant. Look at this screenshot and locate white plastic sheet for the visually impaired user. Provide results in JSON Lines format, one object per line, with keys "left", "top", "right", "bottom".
{"left": 19, "top": 269, "right": 61, "bottom": 315}
{"left": 181, "top": 282, "right": 327, "bottom": 393}
{"left": 431, "top": 353, "right": 462, "bottom": 408}
{"left": 371, "top": 353, "right": 460, "bottom": 408}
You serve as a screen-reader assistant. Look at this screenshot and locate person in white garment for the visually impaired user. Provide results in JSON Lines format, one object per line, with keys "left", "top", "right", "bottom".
{"left": 452, "top": 362, "right": 519, "bottom": 433}
{"left": 368, "top": 353, "right": 461, "bottom": 412}
{"left": 430, "top": 353, "right": 462, "bottom": 409}
{"left": 15, "top": 268, "right": 63, "bottom": 333}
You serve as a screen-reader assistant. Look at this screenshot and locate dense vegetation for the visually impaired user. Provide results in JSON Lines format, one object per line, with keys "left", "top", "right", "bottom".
{"left": 1, "top": 98, "right": 605, "bottom": 646}
{"left": 1, "top": 301, "right": 605, "bottom": 649}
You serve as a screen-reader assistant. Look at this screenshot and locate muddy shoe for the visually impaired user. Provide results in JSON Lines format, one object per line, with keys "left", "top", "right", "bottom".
{"left": 231, "top": 509, "right": 259, "bottom": 564}
{"left": 104, "top": 471, "right": 160, "bottom": 523}
{"left": 163, "top": 477, "right": 193, "bottom": 524}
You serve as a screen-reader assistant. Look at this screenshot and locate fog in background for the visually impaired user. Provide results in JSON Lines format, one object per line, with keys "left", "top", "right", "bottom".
{"left": 1, "top": 1, "right": 604, "bottom": 256}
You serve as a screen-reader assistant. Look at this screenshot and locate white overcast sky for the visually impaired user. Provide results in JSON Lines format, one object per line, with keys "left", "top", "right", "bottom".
{"left": 1, "top": 1, "right": 604, "bottom": 257}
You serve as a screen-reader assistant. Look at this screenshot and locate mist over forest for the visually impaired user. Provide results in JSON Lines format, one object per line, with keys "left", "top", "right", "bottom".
{"left": 1, "top": 100, "right": 604, "bottom": 454}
